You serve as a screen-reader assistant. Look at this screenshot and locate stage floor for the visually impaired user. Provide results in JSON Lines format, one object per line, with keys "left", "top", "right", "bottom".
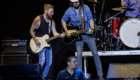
{"left": 75, "top": 50, "right": 140, "bottom": 56}
{"left": 75, "top": 49, "right": 140, "bottom": 79}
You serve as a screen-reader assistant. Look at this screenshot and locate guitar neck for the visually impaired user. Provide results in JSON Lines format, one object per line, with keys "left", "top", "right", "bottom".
{"left": 45, "top": 35, "right": 61, "bottom": 42}
{"left": 77, "top": 29, "right": 92, "bottom": 34}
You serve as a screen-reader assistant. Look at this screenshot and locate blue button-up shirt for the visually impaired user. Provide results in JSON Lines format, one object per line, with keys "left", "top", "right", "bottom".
{"left": 61, "top": 4, "right": 93, "bottom": 34}
{"left": 124, "top": 0, "right": 140, "bottom": 17}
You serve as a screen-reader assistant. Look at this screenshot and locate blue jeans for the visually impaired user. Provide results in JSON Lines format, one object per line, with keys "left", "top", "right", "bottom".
{"left": 38, "top": 47, "right": 52, "bottom": 78}
{"left": 76, "top": 35, "right": 103, "bottom": 76}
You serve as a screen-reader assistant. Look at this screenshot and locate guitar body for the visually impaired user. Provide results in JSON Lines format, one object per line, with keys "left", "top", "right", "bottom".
{"left": 30, "top": 34, "right": 50, "bottom": 54}
{"left": 62, "top": 25, "right": 82, "bottom": 45}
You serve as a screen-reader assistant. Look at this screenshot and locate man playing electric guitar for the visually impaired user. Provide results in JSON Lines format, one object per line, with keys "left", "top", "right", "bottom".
{"left": 30, "top": 4, "right": 65, "bottom": 80}
{"left": 61, "top": 0, "right": 104, "bottom": 80}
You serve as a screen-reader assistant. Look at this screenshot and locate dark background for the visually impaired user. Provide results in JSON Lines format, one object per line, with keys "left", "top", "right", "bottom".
{"left": 2, "top": 0, "right": 124, "bottom": 40}
{"left": 1, "top": 0, "right": 140, "bottom": 79}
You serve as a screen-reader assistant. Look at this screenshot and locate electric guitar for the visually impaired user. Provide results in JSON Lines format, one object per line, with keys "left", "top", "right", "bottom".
{"left": 29, "top": 34, "right": 62, "bottom": 53}
{"left": 62, "top": 25, "right": 94, "bottom": 45}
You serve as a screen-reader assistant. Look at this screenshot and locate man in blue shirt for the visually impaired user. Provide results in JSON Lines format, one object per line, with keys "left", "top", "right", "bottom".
{"left": 61, "top": 0, "right": 104, "bottom": 80}
{"left": 121, "top": 0, "right": 140, "bottom": 18}
{"left": 56, "top": 56, "right": 86, "bottom": 80}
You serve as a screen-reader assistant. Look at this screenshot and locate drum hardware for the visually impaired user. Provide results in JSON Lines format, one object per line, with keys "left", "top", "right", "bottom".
{"left": 103, "top": 10, "right": 125, "bottom": 50}
{"left": 138, "top": 32, "right": 140, "bottom": 48}
{"left": 95, "top": 26, "right": 104, "bottom": 49}
{"left": 104, "top": 7, "right": 139, "bottom": 50}
{"left": 111, "top": 36, "right": 126, "bottom": 50}
{"left": 92, "top": 0, "right": 106, "bottom": 50}
{"left": 138, "top": 38, "right": 140, "bottom": 48}
{"left": 103, "top": 33, "right": 126, "bottom": 50}
{"left": 104, "top": 6, "right": 135, "bottom": 22}
{"left": 104, "top": 10, "right": 125, "bottom": 23}
{"left": 88, "top": 0, "right": 103, "bottom": 46}
{"left": 103, "top": 33, "right": 113, "bottom": 50}
{"left": 138, "top": 32, "right": 140, "bottom": 37}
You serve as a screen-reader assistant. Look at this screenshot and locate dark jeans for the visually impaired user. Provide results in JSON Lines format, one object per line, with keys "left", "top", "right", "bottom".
{"left": 76, "top": 35, "right": 103, "bottom": 76}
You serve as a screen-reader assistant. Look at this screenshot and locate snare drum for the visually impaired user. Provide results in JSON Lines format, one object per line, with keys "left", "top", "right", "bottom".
{"left": 119, "top": 18, "right": 140, "bottom": 48}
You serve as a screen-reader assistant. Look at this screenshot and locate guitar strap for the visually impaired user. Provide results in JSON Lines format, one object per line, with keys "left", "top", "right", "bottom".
{"left": 48, "top": 19, "right": 52, "bottom": 37}
{"left": 81, "top": 5, "right": 85, "bottom": 30}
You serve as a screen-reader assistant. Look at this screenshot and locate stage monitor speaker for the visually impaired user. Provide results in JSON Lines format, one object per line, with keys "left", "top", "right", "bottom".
{"left": 0, "top": 64, "right": 40, "bottom": 80}
{"left": 1, "top": 54, "right": 29, "bottom": 65}
{"left": 107, "top": 63, "right": 140, "bottom": 79}
{"left": 2, "top": 40, "right": 27, "bottom": 53}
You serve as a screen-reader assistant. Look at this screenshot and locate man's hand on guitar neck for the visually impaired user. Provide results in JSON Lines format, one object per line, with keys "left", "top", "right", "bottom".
{"left": 60, "top": 32, "right": 66, "bottom": 38}
{"left": 89, "top": 28, "right": 94, "bottom": 33}
{"left": 66, "top": 32, "right": 71, "bottom": 37}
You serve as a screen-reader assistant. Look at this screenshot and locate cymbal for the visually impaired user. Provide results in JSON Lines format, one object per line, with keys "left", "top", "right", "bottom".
{"left": 88, "top": 0, "right": 102, "bottom": 3}
{"left": 112, "top": 7, "right": 135, "bottom": 11}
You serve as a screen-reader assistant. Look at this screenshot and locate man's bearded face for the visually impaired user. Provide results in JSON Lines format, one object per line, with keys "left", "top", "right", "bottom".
{"left": 45, "top": 8, "right": 54, "bottom": 19}
{"left": 73, "top": 1, "right": 80, "bottom": 9}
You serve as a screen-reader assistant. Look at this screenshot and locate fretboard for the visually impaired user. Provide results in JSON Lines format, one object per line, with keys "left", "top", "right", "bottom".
{"left": 77, "top": 29, "right": 93, "bottom": 34}
{"left": 45, "top": 35, "right": 61, "bottom": 42}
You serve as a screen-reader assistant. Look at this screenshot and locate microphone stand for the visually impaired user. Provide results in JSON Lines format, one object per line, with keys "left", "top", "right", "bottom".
{"left": 96, "top": 0, "right": 105, "bottom": 50}
{"left": 93, "top": 3, "right": 97, "bottom": 38}
{"left": 98, "top": 0, "right": 105, "bottom": 26}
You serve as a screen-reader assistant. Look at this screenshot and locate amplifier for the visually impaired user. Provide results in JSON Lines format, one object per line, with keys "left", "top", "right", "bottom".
{"left": 0, "top": 64, "right": 41, "bottom": 80}
{"left": 1, "top": 54, "right": 29, "bottom": 65}
{"left": 2, "top": 40, "right": 27, "bottom": 53}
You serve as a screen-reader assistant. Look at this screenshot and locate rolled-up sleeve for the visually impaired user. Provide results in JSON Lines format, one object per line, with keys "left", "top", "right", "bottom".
{"left": 61, "top": 10, "right": 70, "bottom": 22}
{"left": 85, "top": 5, "right": 93, "bottom": 23}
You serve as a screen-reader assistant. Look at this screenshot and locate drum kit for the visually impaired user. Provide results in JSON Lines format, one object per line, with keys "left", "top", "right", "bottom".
{"left": 88, "top": 0, "right": 140, "bottom": 50}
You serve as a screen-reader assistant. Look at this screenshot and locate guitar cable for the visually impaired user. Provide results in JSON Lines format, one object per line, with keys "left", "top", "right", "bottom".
{"left": 28, "top": 45, "right": 36, "bottom": 54}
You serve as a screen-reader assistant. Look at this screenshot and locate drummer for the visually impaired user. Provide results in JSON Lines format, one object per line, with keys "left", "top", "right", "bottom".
{"left": 121, "top": 0, "right": 140, "bottom": 19}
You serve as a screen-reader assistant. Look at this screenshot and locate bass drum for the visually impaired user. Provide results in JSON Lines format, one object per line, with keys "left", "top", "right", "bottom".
{"left": 119, "top": 18, "right": 140, "bottom": 48}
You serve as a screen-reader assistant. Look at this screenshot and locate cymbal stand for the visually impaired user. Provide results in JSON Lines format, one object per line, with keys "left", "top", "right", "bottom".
{"left": 103, "top": 33, "right": 113, "bottom": 50}
{"left": 104, "top": 10, "right": 124, "bottom": 23}
{"left": 111, "top": 35, "right": 126, "bottom": 50}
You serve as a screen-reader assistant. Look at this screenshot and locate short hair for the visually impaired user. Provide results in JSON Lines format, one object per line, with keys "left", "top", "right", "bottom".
{"left": 44, "top": 4, "right": 54, "bottom": 11}
{"left": 66, "top": 56, "right": 77, "bottom": 63}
